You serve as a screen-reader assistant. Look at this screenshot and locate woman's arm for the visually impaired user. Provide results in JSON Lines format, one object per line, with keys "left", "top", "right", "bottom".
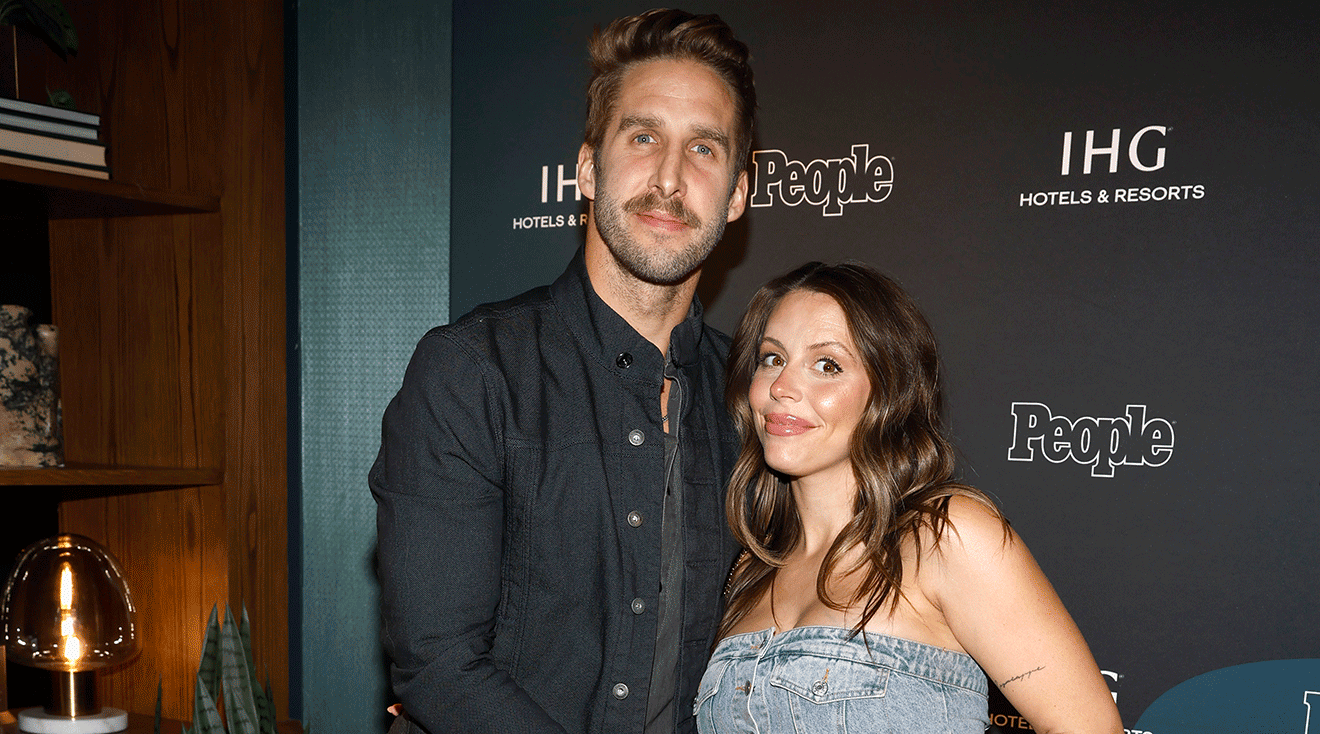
{"left": 930, "top": 496, "right": 1123, "bottom": 734}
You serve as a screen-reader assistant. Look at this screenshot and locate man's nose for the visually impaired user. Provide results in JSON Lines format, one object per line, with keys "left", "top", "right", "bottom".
{"left": 650, "top": 144, "right": 686, "bottom": 198}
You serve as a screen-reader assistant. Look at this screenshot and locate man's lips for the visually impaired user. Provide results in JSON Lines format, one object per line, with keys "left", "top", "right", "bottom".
{"left": 635, "top": 210, "right": 690, "bottom": 231}
{"left": 622, "top": 191, "right": 700, "bottom": 229}
{"left": 764, "top": 413, "right": 814, "bottom": 436}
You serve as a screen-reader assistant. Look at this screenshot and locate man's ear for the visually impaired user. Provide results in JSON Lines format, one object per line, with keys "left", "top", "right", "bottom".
{"left": 726, "top": 170, "right": 749, "bottom": 222}
{"left": 577, "top": 143, "right": 596, "bottom": 201}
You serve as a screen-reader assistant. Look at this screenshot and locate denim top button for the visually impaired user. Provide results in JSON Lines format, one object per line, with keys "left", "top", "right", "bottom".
{"left": 628, "top": 429, "right": 644, "bottom": 446}
{"left": 615, "top": 352, "right": 633, "bottom": 368}
{"left": 812, "top": 679, "right": 828, "bottom": 695}
{"left": 627, "top": 511, "right": 643, "bottom": 527}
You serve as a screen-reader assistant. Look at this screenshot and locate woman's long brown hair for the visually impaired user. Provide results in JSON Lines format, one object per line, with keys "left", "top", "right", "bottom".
{"left": 718, "top": 261, "right": 1005, "bottom": 641}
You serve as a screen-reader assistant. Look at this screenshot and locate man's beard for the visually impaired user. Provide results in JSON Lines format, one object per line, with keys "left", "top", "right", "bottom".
{"left": 593, "top": 183, "right": 729, "bottom": 286}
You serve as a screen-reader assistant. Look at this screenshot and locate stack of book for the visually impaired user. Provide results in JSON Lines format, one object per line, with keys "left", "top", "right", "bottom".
{"left": 0, "top": 97, "right": 108, "bottom": 179}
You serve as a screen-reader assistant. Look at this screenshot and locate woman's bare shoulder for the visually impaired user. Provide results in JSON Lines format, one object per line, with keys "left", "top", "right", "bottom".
{"left": 926, "top": 494, "right": 1012, "bottom": 555}
{"left": 910, "top": 493, "right": 1021, "bottom": 595}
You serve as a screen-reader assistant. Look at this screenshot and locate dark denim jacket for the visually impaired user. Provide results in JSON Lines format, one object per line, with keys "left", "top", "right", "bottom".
{"left": 371, "top": 250, "right": 740, "bottom": 734}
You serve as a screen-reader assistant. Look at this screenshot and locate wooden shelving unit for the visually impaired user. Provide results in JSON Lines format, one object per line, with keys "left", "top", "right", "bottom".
{"left": 0, "top": 167, "right": 223, "bottom": 496}
{"left": 3, "top": 0, "right": 289, "bottom": 723}
{"left": 0, "top": 164, "right": 224, "bottom": 501}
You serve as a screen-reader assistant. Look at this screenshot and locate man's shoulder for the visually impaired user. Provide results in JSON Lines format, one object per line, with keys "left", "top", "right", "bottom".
{"left": 403, "top": 284, "right": 566, "bottom": 394}
{"left": 424, "top": 283, "right": 561, "bottom": 346}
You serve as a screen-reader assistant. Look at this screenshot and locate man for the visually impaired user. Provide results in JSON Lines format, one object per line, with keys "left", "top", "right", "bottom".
{"left": 370, "top": 9, "right": 756, "bottom": 734}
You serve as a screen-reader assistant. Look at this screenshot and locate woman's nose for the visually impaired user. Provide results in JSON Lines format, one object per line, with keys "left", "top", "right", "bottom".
{"left": 769, "top": 369, "right": 797, "bottom": 400}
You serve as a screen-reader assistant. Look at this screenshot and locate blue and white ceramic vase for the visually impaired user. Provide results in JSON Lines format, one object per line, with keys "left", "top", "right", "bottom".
{"left": 0, "top": 305, "right": 62, "bottom": 467}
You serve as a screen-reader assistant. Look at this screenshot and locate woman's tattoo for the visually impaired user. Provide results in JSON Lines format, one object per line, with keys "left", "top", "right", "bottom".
{"left": 1000, "top": 666, "right": 1045, "bottom": 687}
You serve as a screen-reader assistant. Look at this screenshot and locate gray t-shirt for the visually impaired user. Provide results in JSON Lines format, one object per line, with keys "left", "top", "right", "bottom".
{"left": 645, "top": 366, "right": 686, "bottom": 733}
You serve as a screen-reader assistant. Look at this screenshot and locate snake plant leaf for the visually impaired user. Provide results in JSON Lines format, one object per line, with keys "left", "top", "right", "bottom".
{"left": 193, "top": 671, "right": 226, "bottom": 734}
{"left": 154, "top": 677, "right": 163, "bottom": 734}
{"left": 199, "top": 605, "right": 222, "bottom": 710}
{"left": 221, "top": 606, "right": 260, "bottom": 734}
{"left": 257, "top": 671, "right": 277, "bottom": 734}
{"left": 240, "top": 606, "right": 261, "bottom": 695}
{"left": 239, "top": 607, "right": 278, "bottom": 734}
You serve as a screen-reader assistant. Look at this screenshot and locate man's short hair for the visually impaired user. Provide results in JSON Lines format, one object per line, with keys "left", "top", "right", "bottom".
{"left": 585, "top": 8, "right": 756, "bottom": 175}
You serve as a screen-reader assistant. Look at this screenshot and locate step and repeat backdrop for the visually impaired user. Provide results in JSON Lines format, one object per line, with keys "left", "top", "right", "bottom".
{"left": 450, "top": 2, "right": 1319, "bottom": 731}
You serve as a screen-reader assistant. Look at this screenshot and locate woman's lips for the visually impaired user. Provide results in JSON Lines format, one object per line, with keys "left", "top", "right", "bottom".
{"left": 764, "top": 413, "right": 814, "bottom": 436}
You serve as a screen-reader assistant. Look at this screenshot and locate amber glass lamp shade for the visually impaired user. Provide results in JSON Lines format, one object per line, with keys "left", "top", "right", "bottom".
{"left": 2, "top": 535, "right": 140, "bottom": 733}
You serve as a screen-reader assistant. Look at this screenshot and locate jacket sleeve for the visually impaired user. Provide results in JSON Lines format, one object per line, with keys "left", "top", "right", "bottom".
{"left": 370, "top": 330, "right": 568, "bottom": 734}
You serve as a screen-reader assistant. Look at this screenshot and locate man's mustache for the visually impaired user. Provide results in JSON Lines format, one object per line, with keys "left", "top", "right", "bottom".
{"left": 621, "top": 191, "right": 701, "bottom": 229}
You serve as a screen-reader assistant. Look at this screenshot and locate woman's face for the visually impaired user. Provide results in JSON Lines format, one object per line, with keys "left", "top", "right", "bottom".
{"left": 750, "top": 290, "right": 871, "bottom": 488}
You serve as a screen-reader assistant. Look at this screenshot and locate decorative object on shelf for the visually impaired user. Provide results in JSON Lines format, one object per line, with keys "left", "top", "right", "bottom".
{"left": 0, "top": 0, "right": 77, "bottom": 57}
{"left": 1, "top": 0, "right": 78, "bottom": 100}
{"left": 1, "top": 534, "right": 140, "bottom": 733}
{"left": 0, "top": 304, "right": 62, "bottom": 467}
{"left": 0, "top": 0, "right": 104, "bottom": 179}
{"left": 179, "top": 604, "right": 277, "bottom": 734}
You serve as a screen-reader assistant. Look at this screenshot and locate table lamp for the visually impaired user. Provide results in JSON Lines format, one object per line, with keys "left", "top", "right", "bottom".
{"left": 1, "top": 535, "right": 140, "bottom": 733}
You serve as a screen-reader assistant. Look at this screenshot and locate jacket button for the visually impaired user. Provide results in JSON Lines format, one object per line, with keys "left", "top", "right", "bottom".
{"left": 631, "top": 597, "right": 645, "bottom": 614}
{"left": 812, "top": 679, "right": 828, "bottom": 696}
{"left": 615, "top": 352, "right": 633, "bottom": 368}
{"left": 612, "top": 683, "right": 629, "bottom": 699}
{"left": 628, "top": 429, "right": 645, "bottom": 446}
{"left": 627, "top": 511, "right": 643, "bottom": 527}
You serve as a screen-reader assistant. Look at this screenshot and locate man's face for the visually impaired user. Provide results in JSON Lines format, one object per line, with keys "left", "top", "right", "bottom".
{"left": 579, "top": 58, "right": 748, "bottom": 286}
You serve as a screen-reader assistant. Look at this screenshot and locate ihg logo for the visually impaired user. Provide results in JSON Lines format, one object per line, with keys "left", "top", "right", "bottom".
{"left": 1008, "top": 403, "right": 1174, "bottom": 478}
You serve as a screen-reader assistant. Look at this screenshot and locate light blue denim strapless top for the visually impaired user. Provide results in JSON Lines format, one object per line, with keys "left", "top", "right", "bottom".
{"left": 695, "top": 626, "right": 989, "bottom": 733}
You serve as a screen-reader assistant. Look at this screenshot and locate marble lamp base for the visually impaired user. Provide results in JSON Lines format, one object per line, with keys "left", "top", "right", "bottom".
{"left": 15, "top": 707, "right": 128, "bottom": 734}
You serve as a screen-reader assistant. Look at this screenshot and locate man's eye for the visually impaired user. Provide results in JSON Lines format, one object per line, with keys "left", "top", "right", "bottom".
{"left": 635, "top": 133, "right": 655, "bottom": 144}
{"left": 693, "top": 144, "right": 712, "bottom": 156}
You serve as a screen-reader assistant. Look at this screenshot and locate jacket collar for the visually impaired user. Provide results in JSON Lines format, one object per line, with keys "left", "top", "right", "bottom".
{"left": 551, "top": 247, "right": 708, "bottom": 377}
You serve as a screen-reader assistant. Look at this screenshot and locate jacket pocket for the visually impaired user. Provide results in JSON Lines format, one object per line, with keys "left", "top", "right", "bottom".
{"left": 769, "top": 657, "right": 890, "bottom": 734}
{"left": 769, "top": 655, "right": 890, "bottom": 702}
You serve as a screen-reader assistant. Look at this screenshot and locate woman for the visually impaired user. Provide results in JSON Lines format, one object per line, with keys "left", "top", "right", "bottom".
{"left": 696, "top": 262, "right": 1122, "bottom": 733}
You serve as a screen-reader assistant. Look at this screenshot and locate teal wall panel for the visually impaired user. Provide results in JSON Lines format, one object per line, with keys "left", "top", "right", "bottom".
{"left": 295, "top": 1, "right": 451, "bottom": 730}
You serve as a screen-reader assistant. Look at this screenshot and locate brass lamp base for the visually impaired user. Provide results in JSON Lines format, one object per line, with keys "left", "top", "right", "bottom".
{"left": 51, "top": 670, "right": 97, "bottom": 718}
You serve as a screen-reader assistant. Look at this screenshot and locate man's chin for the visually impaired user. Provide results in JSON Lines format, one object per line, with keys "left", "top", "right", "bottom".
{"left": 617, "top": 256, "right": 702, "bottom": 287}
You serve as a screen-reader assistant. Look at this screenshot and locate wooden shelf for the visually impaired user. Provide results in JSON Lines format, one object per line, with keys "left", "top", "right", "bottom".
{"left": 0, "top": 162, "right": 219, "bottom": 219}
{"left": 0, "top": 464, "right": 222, "bottom": 487}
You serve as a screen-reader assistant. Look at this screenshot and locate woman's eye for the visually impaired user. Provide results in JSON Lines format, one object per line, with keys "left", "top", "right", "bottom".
{"left": 757, "top": 353, "right": 783, "bottom": 368}
{"left": 814, "top": 357, "right": 842, "bottom": 374}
